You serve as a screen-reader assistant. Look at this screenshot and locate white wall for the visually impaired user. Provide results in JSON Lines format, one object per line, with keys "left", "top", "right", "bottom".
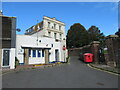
{"left": 43, "top": 17, "right": 66, "bottom": 40}
{"left": 16, "top": 35, "right": 65, "bottom": 64}
{"left": 16, "top": 16, "right": 68, "bottom": 65}
{"left": 9, "top": 48, "right": 15, "bottom": 69}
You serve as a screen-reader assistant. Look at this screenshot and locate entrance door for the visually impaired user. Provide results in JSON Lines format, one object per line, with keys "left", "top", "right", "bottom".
{"left": 55, "top": 49, "right": 59, "bottom": 62}
{"left": 3, "top": 50, "right": 10, "bottom": 66}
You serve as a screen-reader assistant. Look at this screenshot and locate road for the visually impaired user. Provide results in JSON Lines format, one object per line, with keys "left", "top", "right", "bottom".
{"left": 2, "top": 56, "right": 119, "bottom": 88}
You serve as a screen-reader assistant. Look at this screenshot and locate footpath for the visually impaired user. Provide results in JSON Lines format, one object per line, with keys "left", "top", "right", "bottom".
{"left": 1, "top": 62, "right": 67, "bottom": 76}
{"left": 89, "top": 63, "right": 120, "bottom": 75}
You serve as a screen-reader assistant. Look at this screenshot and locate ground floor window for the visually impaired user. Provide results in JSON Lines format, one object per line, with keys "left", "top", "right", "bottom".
{"left": 38, "top": 50, "right": 41, "bottom": 57}
{"left": 29, "top": 49, "right": 44, "bottom": 58}
{"left": 32, "top": 50, "right": 36, "bottom": 57}
{"left": 29, "top": 49, "right": 31, "bottom": 57}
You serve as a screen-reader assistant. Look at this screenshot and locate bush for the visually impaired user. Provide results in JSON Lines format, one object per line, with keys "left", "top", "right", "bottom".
{"left": 15, "top": 57, "right": 19, "bottom": 67}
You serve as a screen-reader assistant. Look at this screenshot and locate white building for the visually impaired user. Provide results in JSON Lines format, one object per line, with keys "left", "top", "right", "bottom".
{"left": 16, "top": 16, "right": 68, "bottom": 65}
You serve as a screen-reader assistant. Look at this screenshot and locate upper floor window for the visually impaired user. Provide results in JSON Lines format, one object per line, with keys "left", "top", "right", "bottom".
{"left": 51, "top": 44, "right": 53, "bottom": 47}
{"left": 48, "top": 32, "right": 51, "bottom": 37}
{"left": 48, "top": 22, "right": 50, "bottom": 28}
{"left": 60, "top": 34, "right": 62, "bottom": 40}
{"left": 54, "top": 33, "right": 57, "bottom": 39}
{"left": 33, "top": 26, "right": 35, "bottom": 30}
{"left": 54, "top": 24, "right": 56, "bottom": 29}
{"left": 59, "top": 26, "right": 61, "bottom": 30}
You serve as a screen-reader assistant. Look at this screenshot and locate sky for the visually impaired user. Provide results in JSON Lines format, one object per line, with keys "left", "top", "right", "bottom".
{"left": 2, "top": 2, "right": 118, "bottom": 36}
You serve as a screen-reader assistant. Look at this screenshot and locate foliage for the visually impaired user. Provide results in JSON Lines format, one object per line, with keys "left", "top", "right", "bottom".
{"left": 88, "top": 26, "right": 106, "bottom": 48}
{"left": 66, "top": 23, "right": 89, "bottom": 48}
{"left": 103, "top": 50, "right": 108, "bottom": 54}
{"left": 115, "top": 28, "right": 120, "bottom": 37}
{"left": 15, "top": 57, "right": 19, "bottom": 66}
{"left": 66, "top": 24, "right": 106, "bottom": 48}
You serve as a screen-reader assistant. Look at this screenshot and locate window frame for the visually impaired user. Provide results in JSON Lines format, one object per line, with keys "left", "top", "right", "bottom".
{"left": 54, "top": 33, "right": 57, "bottom": 39}
{"left": 54, "top": 24, "right": 56, "bottom": 29}
{"left": 42, "top": 49, "right": 44, "bottom": 57}
{"left": 37, "top": 50, "right": 41, "bottom": 57}
{"left": 32, "top": 50, "right": 36, "bottom": 57}
{"left": 48, "top": 32, "right": 51, "bottom": 37}
{"left": 48, "top": 22, "right": 50, "bottom": 28}
{"left": 59, "top": 26, "right": 61, "bottom": 30}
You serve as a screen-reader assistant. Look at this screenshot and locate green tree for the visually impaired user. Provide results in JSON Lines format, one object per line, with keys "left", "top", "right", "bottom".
{"left": 115, "top": 28, "right": 120, "bottom": 37}
{"left": 88, "top": 26, "right": 106, "bottom": 47}
{"left": 66, "top": 23, "right": 89, "bottom": 48}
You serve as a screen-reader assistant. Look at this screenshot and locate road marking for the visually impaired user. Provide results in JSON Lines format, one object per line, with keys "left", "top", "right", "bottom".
{"left": 87, "top": 64, "right": 120, "bottom": 76}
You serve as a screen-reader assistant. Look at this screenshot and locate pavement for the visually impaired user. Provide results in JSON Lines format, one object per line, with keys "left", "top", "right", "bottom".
{"left": 89, "top": 63, "right": 120, "bottom": 75}
{"left": 2, "top": 56, "right": 119, "bottom": 88}
{"left": 1, "top": 62, "right": 66, "bottom": 76}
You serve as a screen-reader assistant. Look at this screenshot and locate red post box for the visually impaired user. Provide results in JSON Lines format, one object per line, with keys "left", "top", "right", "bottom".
{"left": 84, "top": 53, "right": 93, "bottom": 63}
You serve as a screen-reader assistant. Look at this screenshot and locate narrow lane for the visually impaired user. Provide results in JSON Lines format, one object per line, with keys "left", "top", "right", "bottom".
{"left": 2, "top": 56, "right": 119, "bottom": 88}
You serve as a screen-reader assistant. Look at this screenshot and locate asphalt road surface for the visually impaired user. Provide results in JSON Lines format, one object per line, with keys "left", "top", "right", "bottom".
{"left": 2, "top": 56, "right": 119, "bottom": 88}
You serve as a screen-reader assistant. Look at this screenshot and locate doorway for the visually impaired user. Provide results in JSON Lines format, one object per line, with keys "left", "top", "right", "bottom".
{"left": 3, "top": 50, "right": 10, "bottom": 66}
{"left": 55, "top": 49, "right": 59, "bottom": 62}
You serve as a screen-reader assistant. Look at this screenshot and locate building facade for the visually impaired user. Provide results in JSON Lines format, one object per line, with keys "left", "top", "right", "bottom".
{"left": 0, "top": 13, "right": 16, "bottom": 69}
{"left": 16, "top": 16, "right": 68, "bottom": 65}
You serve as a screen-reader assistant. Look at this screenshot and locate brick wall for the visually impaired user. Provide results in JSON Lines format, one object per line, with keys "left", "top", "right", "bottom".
{"left": 68, "top": 41, "right": 100, "bottom": 63}
{"left": 105, "top": 36, "right": 120, "bottom": 67}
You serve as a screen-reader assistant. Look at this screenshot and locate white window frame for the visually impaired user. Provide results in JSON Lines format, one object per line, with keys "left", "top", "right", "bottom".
{"left": 32, "top": 49, "right": 37, "bottom": 58}
{"left": 37, "top": 49, "right": 42, "bottom": 58}
{"left": 48, "top": 32, "right": 51, "bottom": 37}
{"left": 48, "top": 22, "right": 50, "bottom": 28}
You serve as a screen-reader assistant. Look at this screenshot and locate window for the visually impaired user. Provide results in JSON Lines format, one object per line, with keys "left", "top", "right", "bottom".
{"left": 42, "top": 49, "right": 44, "bottom": 57}
{"left": 48, "top": 32, "right": 51, "bottom": 37}
{"left": 38, "top": 50, "right": 41, "bottom": 57}
{"left": 54, "top": 33, "right": 56, "bottom": 39}
{"left": 48, "top": 22, "right": 50, "bottom": 28}
{"left": 60, "top": 34, "right": 62, "bottom": 40}
{"left": 29, "top": 49, "right": 31, "bottom": 57}
{"left": 51, "top": 44, "right": 53, "bottom": 47}
{"left": 32, "top": 50, "right": 36, "bottom": 57}
{"left": 59, "top": 26, "right": 61, "bottom": 30}
{"left": 54, "top": 24, "right": 56, "bottom": 29}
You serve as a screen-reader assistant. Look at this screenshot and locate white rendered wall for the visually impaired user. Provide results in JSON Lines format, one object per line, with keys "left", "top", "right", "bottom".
{"left": 16, "top": 35, "right": 63, "bottom": 64}
{"left": 16, "top": 16, "right": 68, "bottom": 65}
{"left": 9, "top": 48, "right": 15, "bottom": 69}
